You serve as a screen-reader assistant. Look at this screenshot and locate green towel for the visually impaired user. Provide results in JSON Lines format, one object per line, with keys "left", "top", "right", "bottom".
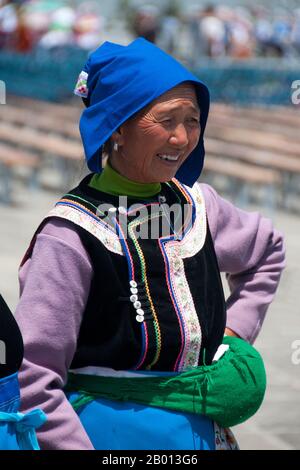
{"left": 66, "top": 336, "right": 266, "bottom": 428}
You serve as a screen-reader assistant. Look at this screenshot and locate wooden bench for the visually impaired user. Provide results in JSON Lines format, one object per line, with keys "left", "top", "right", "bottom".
{"left": 8, "top": 95, "right": 82, "bottom": 122}
{"left": 212, "top": 103, "right": 300, "bottom": 129}
{"left": 0, "top": 98, "right": 85, "bottom": 205}
{"left": 207, "top": 104, "right": 300, "bottom": 210}
{"left": 1, "top": 104, "right": 80, "bottom": 140}
{"left": 209, "top": 109, "right": 300, "bottom": 140}
{"left": 202, "top": 155, "right": 281, "bottom": 210}
{"left": 0, "top": 123, "right": 83, "bottom": 160}
{"left": 0, "top": 121, "right": 84, "bottom": 202}
{"left": 206, "top": 138, "right": 300, "bottom": 172}
{"left": 205, "top": 138, "right": 300, "bottom": 207}
{"left": 1, "top": 96, "right": 298, "bottom": 211}
{"left": 206, "top": 123, "right": 300, "bottom": 159}
{"left": 0, "top": 143, "right": 40, "bottom": 204}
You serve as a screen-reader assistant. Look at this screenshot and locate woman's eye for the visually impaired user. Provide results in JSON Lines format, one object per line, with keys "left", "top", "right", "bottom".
{"left": 188, "top": 117, "right": 200, "bottom": 123}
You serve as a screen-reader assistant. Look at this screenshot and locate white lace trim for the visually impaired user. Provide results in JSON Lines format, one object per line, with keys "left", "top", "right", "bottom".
{"left": 162, "top": 183, "right": 206, "bottom": 371}
{"left": 48, "top": 203, "right": 123, "bottom": 255}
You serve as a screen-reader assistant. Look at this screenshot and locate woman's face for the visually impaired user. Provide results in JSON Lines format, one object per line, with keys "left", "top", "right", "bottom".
{"left": 109, "top": 83, "right": 201, "bottom": 183}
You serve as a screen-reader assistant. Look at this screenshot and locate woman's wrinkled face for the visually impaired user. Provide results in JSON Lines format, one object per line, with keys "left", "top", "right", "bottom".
{"left": 109, "top": 83, "right": 201, "bottom": 183}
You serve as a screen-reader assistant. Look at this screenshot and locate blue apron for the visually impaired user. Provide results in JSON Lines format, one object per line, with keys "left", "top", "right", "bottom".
{"left": 67, "top": 391, "right": 216, "bottom": 450}
{"left": 0, "top": 372, "right": 46, "bottom": 450}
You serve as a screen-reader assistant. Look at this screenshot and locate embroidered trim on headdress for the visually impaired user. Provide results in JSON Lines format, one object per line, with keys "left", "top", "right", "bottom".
{"left": 74, "top": 71, "right": 89, "bottom": 98}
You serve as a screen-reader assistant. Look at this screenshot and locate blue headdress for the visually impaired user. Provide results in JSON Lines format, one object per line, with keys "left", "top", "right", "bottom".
{"left": 74, "top": 38, "right": 210, "bottom": 187}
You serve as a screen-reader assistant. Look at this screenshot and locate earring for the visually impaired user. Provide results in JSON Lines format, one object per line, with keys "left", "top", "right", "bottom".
{"left": 113, "top": 142, "right": 119, "bottom": 152}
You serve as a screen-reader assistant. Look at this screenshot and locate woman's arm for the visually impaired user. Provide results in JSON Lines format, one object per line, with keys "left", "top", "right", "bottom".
{"left": 15, "top": 218, "right": 94, "bottom": 450}
{"left": 201, "top": 183, "right": 286, "bottom": 344}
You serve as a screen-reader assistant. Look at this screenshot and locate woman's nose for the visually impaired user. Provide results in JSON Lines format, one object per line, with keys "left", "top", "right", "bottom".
{"left": 168, "top": 123, "right": 189, "bottom": 147}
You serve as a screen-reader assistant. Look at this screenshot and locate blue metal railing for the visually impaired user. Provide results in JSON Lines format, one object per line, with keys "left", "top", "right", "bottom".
{"left": 0, "top": 48, "right": 88, "bottom": 102}
{"left": 1, "top": 51, "right": 299, "bottom": 106}
{"left": 194, "top": 59, "right": 300, "bottom": 106}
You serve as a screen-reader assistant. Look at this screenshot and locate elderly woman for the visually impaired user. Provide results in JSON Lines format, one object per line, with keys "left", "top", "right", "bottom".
{"left": 15, "top": 38, "right": 285, "bottom": 450}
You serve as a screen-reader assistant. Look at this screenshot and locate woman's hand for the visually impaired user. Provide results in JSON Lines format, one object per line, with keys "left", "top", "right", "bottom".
{"left": 224, "top": 327, "right": 240, "bottom": 338}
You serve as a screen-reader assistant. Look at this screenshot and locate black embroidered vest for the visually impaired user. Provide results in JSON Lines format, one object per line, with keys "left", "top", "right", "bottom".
{"left": 25, "top": 174, "right": 227, "bottom": 372}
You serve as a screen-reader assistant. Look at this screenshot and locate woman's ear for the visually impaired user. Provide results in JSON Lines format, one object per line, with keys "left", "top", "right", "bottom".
{"left": 111, "top": 128, "right": 125, "bottom": 146}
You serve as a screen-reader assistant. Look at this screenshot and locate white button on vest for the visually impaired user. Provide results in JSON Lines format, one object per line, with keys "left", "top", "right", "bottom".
{"left": 129, "top": 280, "right": 137, "bottom": 288}
{"left": 130, "top": 287, "right": 138, "bottom": 294}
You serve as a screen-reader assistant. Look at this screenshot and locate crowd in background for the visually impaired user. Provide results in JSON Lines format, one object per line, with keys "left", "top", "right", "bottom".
{"left": 0, "top": 0, "right": 107, "bottom": 53}
{"left": 1, "top": 0, "right": 300, "bottom": 62}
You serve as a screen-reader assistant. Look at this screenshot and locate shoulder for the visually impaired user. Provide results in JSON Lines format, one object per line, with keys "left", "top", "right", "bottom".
{"left": 196, "top": 182, "right": 230, "bottom": 217}
{"left": 20, "top": 215, "right": 92, "bottom": 270}
{"left": 183, "top": 181, "right": 224, "bottom": 238}
{"left": 181, "top": 180, "right": 221, "bottom": 211}
{"left": 39, "top": 217, "right": 89, "bottom": 257}
{"left": 39, "top": 217, "right": 80, "bottom": 247}
{"left": 186, "top": 182, "right": 275, "bottom": 245}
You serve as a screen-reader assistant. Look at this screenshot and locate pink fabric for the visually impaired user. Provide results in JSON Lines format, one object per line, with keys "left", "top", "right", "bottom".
{"left": 15, "top": 184, "right": 285, "bottom": 449}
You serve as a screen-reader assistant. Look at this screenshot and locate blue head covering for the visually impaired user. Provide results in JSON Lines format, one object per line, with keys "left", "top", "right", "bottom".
{"left": 74, "top": 37, "right": 210, "bottom": 187}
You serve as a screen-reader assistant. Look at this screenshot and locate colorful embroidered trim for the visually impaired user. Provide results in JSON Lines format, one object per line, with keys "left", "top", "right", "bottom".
{"left": 159, "top": 181, "right": 206, "bottom": 371}
{"left": 164, "top": 244, "right": 202, "bottom": 372}
{"left": 128, "top": 213, "right": 162, "bottom": 369}
{"left": 113, "top": 217, "right": 149, "bottom": 371}
{"left": 74, "top": 70, "right": 89, "bottom": 98}
{"left": 214, "top": 423, "right": 239, "bottom": 450}
{"left": 47, "top": 201, "right": 123, "bottom": 255}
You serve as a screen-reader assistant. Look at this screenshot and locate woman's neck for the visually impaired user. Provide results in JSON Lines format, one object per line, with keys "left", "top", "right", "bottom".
{"left": 89, "top": 162, "right": 161, "bottom": 198}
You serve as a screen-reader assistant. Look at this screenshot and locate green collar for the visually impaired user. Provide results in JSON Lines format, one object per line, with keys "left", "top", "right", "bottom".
{"left": 89, "top": 163, "right": 161, "bottom": 198}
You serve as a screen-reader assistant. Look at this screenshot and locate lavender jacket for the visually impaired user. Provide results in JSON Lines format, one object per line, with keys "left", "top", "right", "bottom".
{"left": 15, "top": 184, "right": 285, "bottom": 450}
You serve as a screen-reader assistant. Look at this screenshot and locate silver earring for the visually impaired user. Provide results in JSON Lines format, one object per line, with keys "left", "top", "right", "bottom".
{"left": 113, "top": 142, "right": 119, "bottom": 152}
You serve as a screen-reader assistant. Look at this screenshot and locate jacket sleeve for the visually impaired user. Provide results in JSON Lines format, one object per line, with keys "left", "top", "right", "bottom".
{"left": 15, "top": 218, "right": 94, "bottom": 450}
{"left": 200, "top": 183, "right": 286, "bottom": 343}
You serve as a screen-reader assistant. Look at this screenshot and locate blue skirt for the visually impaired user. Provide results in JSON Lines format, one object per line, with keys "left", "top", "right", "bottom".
{"left": 67, "top": 391, "right": 216, "bottom": 450}
{"left": 0, "top": 373, "right": 46, "bottom": 450}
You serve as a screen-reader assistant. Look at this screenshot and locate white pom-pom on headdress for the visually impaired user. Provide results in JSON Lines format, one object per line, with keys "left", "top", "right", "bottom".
{"left": 74, "top": 70, "right": 89, "bottom": 98}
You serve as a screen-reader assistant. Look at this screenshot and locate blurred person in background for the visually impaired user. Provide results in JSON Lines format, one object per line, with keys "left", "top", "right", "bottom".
{"left": 157, "top": 3, "right": 181, "bottom": 55}
{"left": 215, "top": 5, "right": 233, "bottom": 56}
{"left": 272, "top": 8, "right": 293, "bottom": 57}
{"left": 255, "top": 7, "right": 292, "bottom": 58}
{"left": 0, "top": 0, "right": 17, "bottom": 49}
{"left": 38, "top": 6, "right": 76, "bottom": 53}
{"left": 252, "top": 6, "right": 274, "bottom": 57}
{"left": 185, "top": 4, "right": 203, "bottom": 64}
{"left": 291, "top": 9, "right": 300, "bottom": 56}
{"left": 131, "top": 4, "right": 159, "bottom": 44}
{"left": 197, "top": 5, "right": 226, "bottom": 58}
{"left": 73, "top": 1, "right": 105, "bottom": 51}
{"left": 227, "top": 7, "right": 254, "bottom": 59}
{"left": 21, "top": 1, "right": 50, "bottom": 51}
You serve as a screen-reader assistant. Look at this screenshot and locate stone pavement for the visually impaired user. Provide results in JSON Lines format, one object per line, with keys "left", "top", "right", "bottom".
{"left": 0, "top": 179, "right": 299, "bottom": 450}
